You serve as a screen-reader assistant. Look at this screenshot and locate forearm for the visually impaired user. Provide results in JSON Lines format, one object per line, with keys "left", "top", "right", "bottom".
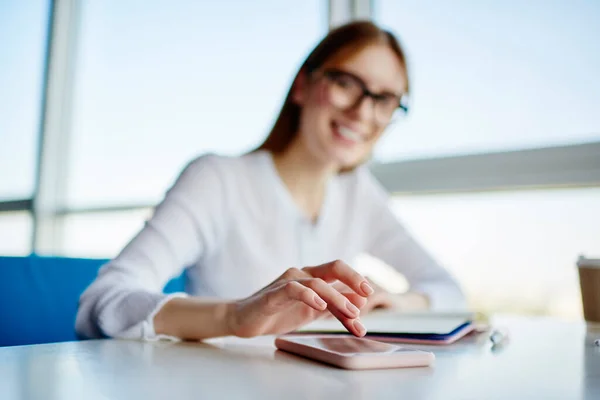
{"left": 153, "top": 297, "right": 234, "bottom": 340}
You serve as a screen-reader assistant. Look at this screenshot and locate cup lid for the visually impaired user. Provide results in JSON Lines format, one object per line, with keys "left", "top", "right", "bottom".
{"left": 578, "top": 255, "right": 600, "bottom": 268}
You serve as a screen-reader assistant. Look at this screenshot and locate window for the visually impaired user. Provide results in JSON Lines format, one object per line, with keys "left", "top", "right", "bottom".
{"left": 0, "top": 1, "right": 49, "bottom": 200}
{"left": 374, "top": 0, "right": 600, "bottom": 161}
{"left": 58, "top": 209, "right": 153, "bottom": 258}
{"left": 0, "top": 212, "right": 33, "bottom": 255}
{"left": 389, "top": 188, "right": 600, "bottom": 318}
{"left": 67, "top": 0, "right": 326, "bottom": 208}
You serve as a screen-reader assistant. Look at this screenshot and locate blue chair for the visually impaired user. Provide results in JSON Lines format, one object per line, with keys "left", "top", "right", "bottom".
{"left": 0, "top": 255, "right": 186, "bottom": 347}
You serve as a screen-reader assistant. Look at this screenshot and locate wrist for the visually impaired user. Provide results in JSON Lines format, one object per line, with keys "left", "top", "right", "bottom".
{"left": 154, "top": 297, "right": 237, "bottom": 340}
{"left": 221, "top": 300, "right": 238, "bottom": 337}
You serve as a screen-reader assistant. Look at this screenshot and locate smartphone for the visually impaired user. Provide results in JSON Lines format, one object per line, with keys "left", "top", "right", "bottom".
{"left": 275, "top": 335, "right": 435, "bottom": 370}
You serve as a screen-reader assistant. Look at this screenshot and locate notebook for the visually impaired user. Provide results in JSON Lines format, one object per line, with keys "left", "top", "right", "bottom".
{"left": 294, "top": 311, "right": 476, "bottom": 345}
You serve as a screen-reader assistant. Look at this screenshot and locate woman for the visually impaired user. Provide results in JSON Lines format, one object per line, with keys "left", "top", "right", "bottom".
{"left": 76, "top": 21, "right": 465, "bottom": 342}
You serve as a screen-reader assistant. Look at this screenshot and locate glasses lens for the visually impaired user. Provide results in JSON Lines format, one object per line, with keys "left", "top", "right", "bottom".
{"left": 326, "top": 72, "right": 362, "bottom": 109}
{"left": 375, "top": 97, "right": 407, "bottom": 124}
{"left": 384, "top": 107, "right": 408, "bottom": 124}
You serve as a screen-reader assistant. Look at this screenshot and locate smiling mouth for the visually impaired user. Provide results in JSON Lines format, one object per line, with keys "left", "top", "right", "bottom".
{"left": 332, "top": 121, "right": 365, "bottom": 144}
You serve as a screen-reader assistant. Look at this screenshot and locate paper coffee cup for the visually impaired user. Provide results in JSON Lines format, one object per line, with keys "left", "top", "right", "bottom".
{"left": 578, "top": 256, "right": 600, "bottom": 322}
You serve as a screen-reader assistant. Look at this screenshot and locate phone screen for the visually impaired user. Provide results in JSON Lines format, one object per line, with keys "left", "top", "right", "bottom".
{"left": 290, "top": 337, "right": 410, "bottom": 355}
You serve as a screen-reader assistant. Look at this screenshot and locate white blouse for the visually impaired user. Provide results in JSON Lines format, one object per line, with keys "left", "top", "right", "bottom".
{"left": 75, "top": 150, "right": 466, "bottom": 340}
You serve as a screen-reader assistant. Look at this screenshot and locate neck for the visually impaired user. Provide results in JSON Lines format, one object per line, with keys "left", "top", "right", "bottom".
{"left": 271, "top": 139, "right": 337, "bottom": 221}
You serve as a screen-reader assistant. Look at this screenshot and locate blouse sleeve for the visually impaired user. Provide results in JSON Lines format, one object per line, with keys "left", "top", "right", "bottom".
{"left": 75, "top": 155, "right": 230, "bottom": 340}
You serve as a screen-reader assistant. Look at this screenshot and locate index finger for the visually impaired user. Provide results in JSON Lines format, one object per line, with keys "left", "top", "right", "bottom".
{"left": 302, "top": 260, "right": 374, "bottom": 297}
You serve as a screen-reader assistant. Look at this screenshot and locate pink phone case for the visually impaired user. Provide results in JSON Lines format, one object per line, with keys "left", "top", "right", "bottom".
{"left": 275, "top": 335, "right": 435, "bottom": 370}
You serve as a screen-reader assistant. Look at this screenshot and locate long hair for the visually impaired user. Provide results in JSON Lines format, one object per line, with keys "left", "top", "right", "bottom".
{"left": 255, "top": 21, "right": 410, "bottom": 170}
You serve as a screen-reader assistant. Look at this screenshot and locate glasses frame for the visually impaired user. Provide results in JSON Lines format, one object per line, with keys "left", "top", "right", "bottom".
{"left": 319, "top": 68, "right": 409, "bottom": 124}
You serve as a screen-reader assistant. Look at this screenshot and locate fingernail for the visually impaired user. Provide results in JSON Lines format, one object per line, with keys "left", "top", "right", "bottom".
{"left": 353, "top": 319, "right": 366, "bottom": 336}
{"left": 360, "top": 281, "right": 374, "bottom": 295}
{"left": 314, "top": 296, "right": 327, "bottom": 309}
{"left": 346, "top": 301, "right": 360, "bottom": 316}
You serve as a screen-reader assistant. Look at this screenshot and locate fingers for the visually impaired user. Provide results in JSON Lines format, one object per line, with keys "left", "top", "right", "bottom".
{"left": 279, "top": 267, "right": 305, "bottom": 281}
{"left": 303, "top": 260, "right": 374, "bottom": 297}
{"left": 299, "top": 277, "right": 361, "bottom": 319}
{"left": 330, "top": 280, "right": 351, "bottom": 293}
{"left": 297, "top": 278, "right": 366, "bottom": 336}
{"left": 332, "top": 312, "right": 366, "bottom": 337}
{"left": 316, "top": 292, "right": 367, "bottom": 320}
{"left": 263, "top": 281, "right": 327, "bottom": 314}
{"left": 261, "top": 264, "right": 372, "bottom": 337}
{"left": 314, "top": 296, "right": 365, "bottom": 337}
{"left": 337, "top": 293, "right": 368, "bottom": 337}
{"left": 342, "top": 292, "right": 368, "bottom": 310}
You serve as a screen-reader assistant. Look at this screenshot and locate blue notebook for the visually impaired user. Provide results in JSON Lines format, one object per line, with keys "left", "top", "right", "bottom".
{"left": 295, "top": 311, "right": 475, "bottom": 344}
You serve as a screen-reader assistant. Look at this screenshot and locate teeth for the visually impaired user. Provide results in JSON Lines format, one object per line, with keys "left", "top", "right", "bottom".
{"left": 337, "top": 125, "right": 362, "bottom": 142}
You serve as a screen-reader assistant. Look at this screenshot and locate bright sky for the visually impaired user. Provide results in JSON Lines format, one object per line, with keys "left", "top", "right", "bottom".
{"left": 0, "top": 0, "right": 48, "bottom": 200}
{"left": 376, "top": 0, "right": 600, "bottom": 160}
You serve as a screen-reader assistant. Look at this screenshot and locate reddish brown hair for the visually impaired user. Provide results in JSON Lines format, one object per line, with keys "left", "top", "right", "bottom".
{"left": 256, "top": 20, "right": 410, "bottom": 166}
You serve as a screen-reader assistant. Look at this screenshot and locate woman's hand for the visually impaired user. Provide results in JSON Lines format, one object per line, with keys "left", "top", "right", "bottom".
{"left": 226, "top": 260, "right": 374, "bottom": 338}
{"left": 358, "top": 279, "right": 399, "bottom": 313}
{"left": 332, "top": 279, "right": 430, "bottom": 314}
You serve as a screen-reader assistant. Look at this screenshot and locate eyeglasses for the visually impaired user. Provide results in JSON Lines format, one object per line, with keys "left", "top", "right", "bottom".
{"left": 320, "top": 68, "right": 409, "bottom": 125}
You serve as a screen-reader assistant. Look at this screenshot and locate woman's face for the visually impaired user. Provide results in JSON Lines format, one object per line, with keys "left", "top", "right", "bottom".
{"left": 293, "top": 43, "right": 407, "bottom": 170}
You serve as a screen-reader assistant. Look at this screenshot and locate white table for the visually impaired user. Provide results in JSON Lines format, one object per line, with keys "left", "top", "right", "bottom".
{"left": 1, "top": 316, "right": 599, "bottom": 400}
